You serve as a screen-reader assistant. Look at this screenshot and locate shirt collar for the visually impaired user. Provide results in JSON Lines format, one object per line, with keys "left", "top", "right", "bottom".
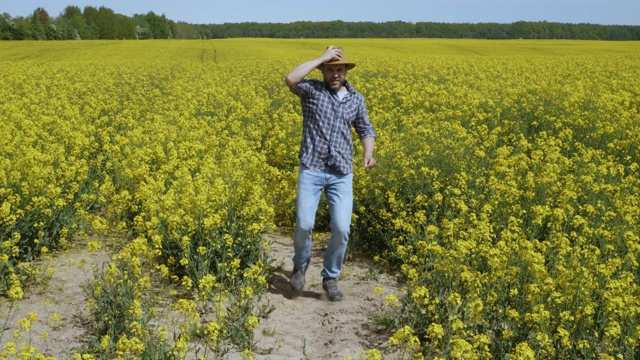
{"left": 344, "top": 80, "right": 356, "bottom": 93}
{"left": 324, "top": 79, "right": 356, "bottom": 94}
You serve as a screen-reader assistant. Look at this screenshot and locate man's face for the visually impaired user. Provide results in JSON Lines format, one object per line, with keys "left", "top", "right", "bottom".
{"left": 322, "top": 64, "right": 347, "bottom": 91}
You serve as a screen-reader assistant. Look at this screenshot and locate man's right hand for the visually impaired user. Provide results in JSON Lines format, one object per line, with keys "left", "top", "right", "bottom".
{"left": 321, "top": 45, "right": 344, "bottom": 64}
{"left": 285, "top": 45, "right": 344, "bottom": 88}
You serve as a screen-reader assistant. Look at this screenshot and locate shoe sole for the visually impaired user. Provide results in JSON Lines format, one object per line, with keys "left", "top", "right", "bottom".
{"left": 323, "top": 282, "right": 343, "bottom": 301}
{"left": 290, "top": 271, "right": 305, "bottom": 293}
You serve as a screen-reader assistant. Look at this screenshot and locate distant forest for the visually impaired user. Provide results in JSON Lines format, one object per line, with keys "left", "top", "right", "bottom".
{"left": 2, "top": 5, "right": 639, "bottom": 40}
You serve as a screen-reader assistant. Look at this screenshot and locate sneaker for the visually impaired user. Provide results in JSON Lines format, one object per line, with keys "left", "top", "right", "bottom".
{"left": 290, "top": 268, "right": 306, "bottom": 293}
{"left": 322, "top": 278, "right": 344, "bottom": 302}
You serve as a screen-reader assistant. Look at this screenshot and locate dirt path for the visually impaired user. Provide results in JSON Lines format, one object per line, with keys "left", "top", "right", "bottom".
{"left": 0, "top": 232, "right": 404, "bottom": 359}
{"left": 247, "top": 232, "right": 404, "bottom": 359}
{"left": 0, "top": 239, "right": 110, "bottom": 359}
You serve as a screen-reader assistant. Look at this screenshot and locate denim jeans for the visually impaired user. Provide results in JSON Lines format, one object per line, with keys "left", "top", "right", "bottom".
{"left": 292, "top": 164, "right": 353, "bottom": 279}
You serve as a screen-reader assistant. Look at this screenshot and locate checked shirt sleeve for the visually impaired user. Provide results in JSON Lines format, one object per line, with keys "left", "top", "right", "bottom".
{"left": 288, "top": 79, "right": 375, "bottom": 174}
{"left": 352, "top": 93, "right": 376, "bottom": 141}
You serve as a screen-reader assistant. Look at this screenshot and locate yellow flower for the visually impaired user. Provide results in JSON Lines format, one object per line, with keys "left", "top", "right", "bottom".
{"left": 510, "top": 342, "right": 535, "bottom": 360}
{"left": 385, "top": 293, "right": 400, "bottom": 308}
{"left": 100, "top": 335, "right": 111, "bottom": 350}
{"left": 446, "top": 292, "right": 462, "bottom": 307}
{"left": 3, "top": 341, "right": 18, "bottom": 355}
{"left": 354, "top": 349, "right": 382, "bottom": 360}
{"left": 388, "top": 325, "right": 422, "bottom": 358}
{"left": 205, "top": 320, "right": 221, "bottom": 342}
{"left": 241, "top": 348, "right": 254, "bottom": 360}
{"left": 18, "top": 316, "right": 33, "bottom": 332}
{"left": 411, "top": 285, "right": 430, "bottom": 307}
{"left": 87, "top": 241, "right": 101, "bottom": 252}
{"left": 245, "top": 316, "right": 259, "bottom": 330}
{"left": 427, "top": 323, "right": 445, "bottom": 341}
{"left": 8, "top": 272, "right": 24, "bottom": 300}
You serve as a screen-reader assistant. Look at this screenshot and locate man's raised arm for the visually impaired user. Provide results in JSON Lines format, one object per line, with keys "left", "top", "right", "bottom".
{"left": 285, "top": 45, "right": 343, "bottom": 87}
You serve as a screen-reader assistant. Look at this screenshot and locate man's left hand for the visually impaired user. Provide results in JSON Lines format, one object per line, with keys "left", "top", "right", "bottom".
{"left": 364, "top": 156, "right": 377, "bottom": 169}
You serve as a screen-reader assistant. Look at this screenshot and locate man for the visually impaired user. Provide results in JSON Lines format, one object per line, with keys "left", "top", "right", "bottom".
{"left": 285, "top": 45, "right": 376, "bottom": 301}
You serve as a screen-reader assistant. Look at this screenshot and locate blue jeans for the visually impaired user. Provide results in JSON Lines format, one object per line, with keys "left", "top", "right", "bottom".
{"left": 293, "top": 164, "right": 353, "bottom": 279}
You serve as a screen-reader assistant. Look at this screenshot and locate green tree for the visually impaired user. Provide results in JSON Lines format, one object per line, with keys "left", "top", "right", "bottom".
{"left": 32, "top": 7, "right": 50, "bottom": 25}
{"left": 508, "top": 20, "right": 529, "bottom": 38}
{"left": 96, "top": 6, "right": 117, "bottom": 39}
{"left": 145, "top": 11, "right": 171, "bottom": 39}
{"left": 171, "top": 21, "right": 198, "bottom": 39}
{"left": 548, "top": 22, "right": 563, "bottom": 39}
{"left": 61, "top": 5, "right": 82, "bottom": 19}
{"left": 0, "top": 13, "right": 14, "bottom": 39}
{"left": 9, "top": 17, "right": 32, "bottom": 39}
{"left": 56, "top": 6, "right": 85, "bottom": 39}
{"left": 117, "top": 15, "right": 136, "bottom": 39}
{"left": 81, "top": 6, "right": 100, "bottom": 39}
{"left": 193, "top": 24, "right": 211, "bottom": 39}
{"left": 132, "top": 14, "right": 150, "bottom": 39}
{"left": 31, "top": 7, "right": 63, "bottom": 40}
{"left": 28, "top": 7, "right": 51, "bottom": 39}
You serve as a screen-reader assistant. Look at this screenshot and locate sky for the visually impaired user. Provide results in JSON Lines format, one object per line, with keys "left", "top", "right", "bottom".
{"left": 2, "top": 0, "right": 639, "bottom": 26}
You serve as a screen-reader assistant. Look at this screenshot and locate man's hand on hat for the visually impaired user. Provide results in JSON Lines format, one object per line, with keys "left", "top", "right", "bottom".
{"left": 322, "top": 45, "right": 343, "bottom": 63}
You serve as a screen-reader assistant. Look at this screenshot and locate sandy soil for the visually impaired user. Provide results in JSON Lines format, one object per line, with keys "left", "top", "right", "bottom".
{"left": 0, "top": 239, "right": 110, "bottom": 359}
{"left": 245, "top": 232, "right": 404, "bottom": 360}
{"left": 0, "top": 231, "right": 404, "bottom": 360}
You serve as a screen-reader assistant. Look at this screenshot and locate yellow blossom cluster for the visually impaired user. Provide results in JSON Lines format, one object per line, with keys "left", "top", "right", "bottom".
{"left": 348, "top": 40, "right": 640, "bottom": 358}
{"left": 1, "top": 39, "right": 639, "bottom": 358}
{"left": 1, "top": 40, "right": 282, "bottom": 357}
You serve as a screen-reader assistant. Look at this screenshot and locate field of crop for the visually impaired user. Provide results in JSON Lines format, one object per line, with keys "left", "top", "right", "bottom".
{"left": 1, "top": 38, "right": 639, "bottom": 359}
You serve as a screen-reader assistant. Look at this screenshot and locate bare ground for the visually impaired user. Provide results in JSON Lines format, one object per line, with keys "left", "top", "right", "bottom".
{"left": 244, "top": 231, "right": 404, "bottom": 360}
{"left": 0, "top": 231, "right": 404, "bottom": 359}
{"left": 0, "top": 237, "right": 110, "bottom": 359}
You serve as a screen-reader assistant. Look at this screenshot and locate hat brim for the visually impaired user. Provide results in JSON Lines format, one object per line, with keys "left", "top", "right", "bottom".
{"left": 317, "top": 62, "right": 356, "bottom": 71}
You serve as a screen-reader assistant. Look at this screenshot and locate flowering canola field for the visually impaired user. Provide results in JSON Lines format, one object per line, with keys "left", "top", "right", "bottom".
{"left": 1, "top": 39, "right": 640, "bottom": 359}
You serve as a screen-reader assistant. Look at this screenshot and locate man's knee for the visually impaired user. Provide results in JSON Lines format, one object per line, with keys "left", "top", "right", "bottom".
{"left": 295, "top": 221, "right": 315, "bottom": 234}
{"left": 331, "top": 222, "right": 351, "bottom": 238}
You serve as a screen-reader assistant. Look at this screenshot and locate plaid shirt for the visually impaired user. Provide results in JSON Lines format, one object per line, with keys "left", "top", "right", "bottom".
{"left": 289, "top": 79, "right": 375, "bottom": 174}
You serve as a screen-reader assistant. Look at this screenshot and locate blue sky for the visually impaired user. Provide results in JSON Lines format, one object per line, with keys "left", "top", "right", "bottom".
{"left": 2, "top": 0, "right": 639, "bottom": 25}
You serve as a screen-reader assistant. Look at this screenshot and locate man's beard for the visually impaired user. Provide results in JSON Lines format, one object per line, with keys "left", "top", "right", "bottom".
{"left": 327, "top": 79, "right": 344, "bottom": 91}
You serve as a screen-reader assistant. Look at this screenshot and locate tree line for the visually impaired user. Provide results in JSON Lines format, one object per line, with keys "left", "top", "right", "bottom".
{"left": 0, "top": 6, "right": 207, "bottom": 40}
{"left": 2, "top": 6, "right": 639, "bottom": 41}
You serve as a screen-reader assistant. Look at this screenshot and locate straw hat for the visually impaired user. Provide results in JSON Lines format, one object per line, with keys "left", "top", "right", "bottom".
{"left": 317, "top": 47, "right": 355, "bottom": 70}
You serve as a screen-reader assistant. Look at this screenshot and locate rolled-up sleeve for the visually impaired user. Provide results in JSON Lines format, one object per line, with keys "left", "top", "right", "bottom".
{"left": 289, "top": 80, "right": 313, "bottom": 98}
{"left": 353, "top": 95, "right": 376, "bottom": 140}
{"left": 287, "top": 79, "right": 375, "bottom": 174}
